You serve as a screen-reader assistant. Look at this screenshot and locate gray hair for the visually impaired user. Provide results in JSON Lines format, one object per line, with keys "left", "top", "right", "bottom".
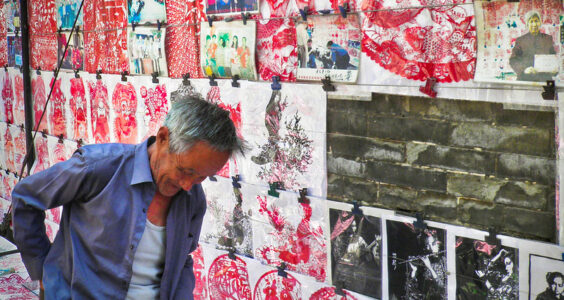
{"left": 164, "top": 93, "right": 246, "bottom": 155}
{"left": 525, "top": 10, "right": 541, "bottom": 23}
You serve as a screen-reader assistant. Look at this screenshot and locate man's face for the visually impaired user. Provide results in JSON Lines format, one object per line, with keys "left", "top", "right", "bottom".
{"left": 151, "top": 127, "right": 230, "bottom": 197}
{"left": 528, "top": 16, "right": 541, "bottom": 35}
{"left": 553, "top": 277, "right": 564, "bottom": 295}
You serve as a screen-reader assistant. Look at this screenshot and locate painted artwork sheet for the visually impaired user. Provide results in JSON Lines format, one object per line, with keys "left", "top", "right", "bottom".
{"left": 455, "top": 236, "right": 519, "bottom": 299}
{"left": 256, "top": 18, "right": 298, "bottom": 82}
{"left": 56, "top": 0, "right": 83, "bottom": 29}
{"left": 200, "top": 20, "right": 258, "bottom": 80}
{"left": 529, "top": 254, "right": 564, "bottom": 299}
{"left": 128, "top": 0, "right": 166, "bottom": 24}
{"left": 0, "top": 123, "right": 7, "bottom": 170}
{"left": 10, "top": 123, "right": 25, "bottom": 175}
{"left": 58, "top": 32, "right": 84, "bottom": 70}
{"left": 329, "top": 208, "right": 381, "bottom": 298}
{"left": 84, "top": 29, "right": 129, "bottom": 74}
{"left": 136, "top": 76, "right": 168, "bottom": 139}
{"left": 28, "top": 0, "right": 57, "bottom": 35}
{"left": 243, "top": 184, "right": 328, "bottom": 282}
{"left": 31, "top": 133, "right": 50, "bottom": 174}
{"left": 32, "top": 72, "right": 50, "bottom": 133}
{"left": 30, "top": 35, "right": 58, "bottom": 71}
{"left": 7, "top": 35, "right": 21, "bottom": 67}
{"left": 201, "top": 244, "right": 253, "bottom": 299}
{"left": 68, "top": 76, "right": 90, "bottom": 142}
{"left": 83, "top": 0, "right": 127, "bottom": 31}
{"left": 1, "top": 122, "right": 15, "bottom": 172}
{"left": 47, "top": 135, "right": 74, "bottom": 166}
{"left": 387, "top": 220, "right": 447, "bottom": 300}
{"left": 111, "top": 81, "right": 139, "bottom": 144}
{"left": 0, "top": 2, "right": 7, "bottom": 68}
{"left": 241, "top": 82, "right": 326, "bottom": 197}
{"left": 296, "top": 14, "right": 360, "bottom": 83}
{"left": 0, "top": 70, "right": 13, "bottom": 124}
{"left": 361, "top": 0, "right": 476, "bottom": 83}
{"left": 28, "top": 0, "right": 58, "bottom": 70}
{"left": 128, "top": 27, "right": 167, "bottom": 76}
{"left": 0, "top": 249, "right": 36, "bottom": 300}
{"left": 87, "top": 78, "right": 111, "bottom": 143}
{"left": 205, "top": 0, "right": 258, "bottom": 16}
{"left": 4, "top": 0, "right": 20, "bottom": 33}
{"left": 474, "top": 0, "right": 563, "bottom": 84}
{"left": 11, "top": 69, "right": 24, "bottom": 126}
{"left": 192, "top": 244, "right": 209, "bottom": 300}
{"left": 48, "top": 77, "right": 68, "bottom": 138}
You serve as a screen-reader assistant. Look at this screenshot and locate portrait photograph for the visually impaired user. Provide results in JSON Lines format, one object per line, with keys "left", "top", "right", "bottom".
{"left": 530, "top": 254, "right": 564, "bottom": 300}
{"left": 205, "top": 0, "right": 258, "bottom": 16}
{"left": 127, "top": 26, "right": 168, "bottom": 76}
{"left": 127, "top": 0, "right": 166, "bottom": 24}
{"left": 7, "top": 35, "right": 21, "bottom": 67}
{"left": 296, "top": 14, "right": 361, "bottom": 83}
{"left": 57, "top": 31, "right": 84, "bottom": 70}
{"left": 474, "top": 0, "right": 562, "bottom": 85}
{"left": 56, "top": 0, "right": 83, "bottom": 29}
{"left": 200, "top": 20, "right": 257, "bottom": 80}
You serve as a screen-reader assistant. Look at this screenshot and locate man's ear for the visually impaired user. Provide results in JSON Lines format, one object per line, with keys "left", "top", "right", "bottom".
{"left": 156, "top": 126, "right": 170, "bottom": 146}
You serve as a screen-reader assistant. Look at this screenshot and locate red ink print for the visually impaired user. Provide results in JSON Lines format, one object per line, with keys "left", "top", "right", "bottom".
{"left": 0, "top": 2, "right": 7, "bottom": 67}
{"left": 257, "top": 19, "right": 298, "bottom": 82}
{"left": 33, "top": 135, "right": 49, "bottom": 174}
{"left": 3, "top": 128, "right": 14, "bottom": 171}
{"left": 0, "top": 274, "right": 36, "bottom": 299}
{"left": 13, "top": 74, "right": 24, "bottom": 125}
{"left": 112, "top": 82, "right": 138, "bottom": 144}
{"left": 207, "top": 254, "right": 252, "bottom": 300}
{"left": 49, "top": 78, "right": 67, "bottom": 137}
{"left": 2, "top": 74, "right": 14, "bottom": 123}
{"left": 13, "top": 127, "right": 25, "bottom": 174}
{"left": 53, "top": 142, "right": 67, "bottom": 163}
{"left": 70, "top": 78, "right": 88, "bottom": 141}
{"left": 253, "top": 270, "right": 302, "bottom": 300}
{"left": 140, "top": 84, "right": 167, "bottom": 139}
{"left": 28, "top": 0, "right": 58, "bottom": 70}
{"left": 88, "top": 80, "right": 110, "bottom": 143}
{"left": 32, "top": 75, "right": 48, "bottom": 132}
{"left": 310, "top": 287, "right": 357, "bottom": 300}
{"left": 192, "top": 245, "right": 208, "bottom": 300}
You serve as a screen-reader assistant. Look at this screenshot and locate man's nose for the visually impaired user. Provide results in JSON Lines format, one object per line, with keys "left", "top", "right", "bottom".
{"left": 178, "top": 177, "right": 194, "bottom": 191}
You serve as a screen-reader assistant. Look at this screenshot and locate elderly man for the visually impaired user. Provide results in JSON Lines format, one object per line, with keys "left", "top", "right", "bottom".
{"left": 12, "top": 94, "right": 245, "bottom": 299}
{"left": 537, "top": 272, "right": 564, "bottom": 300}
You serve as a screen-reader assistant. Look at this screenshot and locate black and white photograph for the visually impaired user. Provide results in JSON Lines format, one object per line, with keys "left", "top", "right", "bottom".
{"left": 387, "top": 220, "right": 447, "bottom": 300}
{"left": 329, "top": 208, "right": 381, "bottom": 299}
{"left": 530, "top": 254, "right": 564, "bottom": 300}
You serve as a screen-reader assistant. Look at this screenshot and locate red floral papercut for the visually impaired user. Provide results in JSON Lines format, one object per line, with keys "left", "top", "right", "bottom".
{"left": 30, "top": 35, "right": 58, "bottom": 71}
{"left": 112, "top": 82, "right": 137, "bottom": 144}
{"left": 361, "top": 0, "right": 476, "bottom": 82}
{"left": 49, "top": 78, "right": 67, "bottom": 137}
{"left": 84, "top": 30, "right": 129, "bottom": 74}
{"left": 207, "top": 254, "right": 252, "bottom": 300}
{"left": 70, "top": 78, "right": 88, "bottom": 141}
{"left": 192, "top": 245, "right": 208, "bottom": 300}
{"left": 83, "top": 0, "right": 127, "bottom": 31}
{"left": 256, "top": 19, "right": 298, "bottom": 82}
{"left": 253, "top": 270, "right": 302, "bottom": 300}
{"left": 310, "top": 287, "right": 357, "bottom": 300}
{"left": 32, "top": 75, "right": 49, "bottom": 132}
{"left": 0, "top": 2, "right": 7, "bottom": 67}
{"left": 3, "top": 128, "right": 14, "bottom": 171}
{"left": 2, "top": 73, "right": 14, "bottom": 123}
{"left": 28, "top": 0, "right": 57, "bottom": 34}
{"left": 0, "top": 274, "right": 36, "bottom": 299}
{"left": 13, "top": 74, "right": 24, "bottom": 126}
{"left": 140, "top": 83, "right": 167, "bottom": 139}
{"left": 33, "top": 135, "right": 49, "bottom": 174}
{"left": 88, "top": 80, "right": 110, "bottom": 143}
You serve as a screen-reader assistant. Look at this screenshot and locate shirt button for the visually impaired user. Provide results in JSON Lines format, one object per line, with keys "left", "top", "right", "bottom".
{"left": 142, "top": 208, "right": 146, "bottom": 213}
{"left": 130, "top": 245, "right": 134, "bottom": 250}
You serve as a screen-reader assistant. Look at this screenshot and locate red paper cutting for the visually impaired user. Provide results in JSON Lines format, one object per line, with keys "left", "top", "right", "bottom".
{"left": 361, "top": 0, "right": 476, "bottom": 82}
{"left": 13, "top": 74, "right": 24, "bottom": 125}
{"left": 13, "top": 127, "right": 25, "bottom": 173}
{"left": 253, "top": 270, "right": 302, "bottom": 300}
{"left": 140, "top": 83, "right": 167, "bottom": 139}
{"left": 256, "top": 19, "right": 298, "bottom": 82}
{"left": 69, "top": 77, "right": 88, "bottom": 141}
{"left": 28, "top": 0, "right": 58, "bottom": 70}
{"left": 310, "top": 287, "right": 357, "bottom": 300}
{"left": 193, "top": 245, "right": 208, "bottom": 300}
{"left": 0, "top": 2, "right": 8, "bottom": 67}
{"left": 2, "top": 74, "right": 14, "bottom": 124}
{"left": 30, "top": 35, "right": 58, "bottom": 71}
{"left": 32, "top": 75, "right": 48, "bottom": 132}
{"left": 84, "top": 29, "right": 129, "bottom": 74}
{"left": 0, "top": 274, "right": 36, "bottom": 299}
{"left": 112, "top": 82, "right": 137, "bottom": 144}
{"left": 3, "top": 128, "right": 14, "bottom": 171}
{"left": 207, "top": 254, "right": 252, "bottom": 300}
{"left": 88, "top": 80, "right": 110, "bottom": 143}
{"left": 33, "top": 135, "right": 49, "bottom": 174}
{"left": 49, "top": 78, "right": 67, "bottom": 138}
{"left": 53, "top": 141, "right": 67, "bottom": 163}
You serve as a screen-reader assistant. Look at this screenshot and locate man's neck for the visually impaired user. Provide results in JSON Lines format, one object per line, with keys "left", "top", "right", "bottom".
{"left": 147, "top": 191, "right": 172, "bottom": 227}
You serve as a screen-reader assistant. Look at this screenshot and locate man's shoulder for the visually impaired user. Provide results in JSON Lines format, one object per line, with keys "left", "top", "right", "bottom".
{"left": 76, "top": 143, "right": 136, "bottom": 165}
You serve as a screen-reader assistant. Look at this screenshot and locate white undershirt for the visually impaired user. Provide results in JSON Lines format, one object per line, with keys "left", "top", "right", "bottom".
{"left": 126, "top": 220, "right": 166, "bottom": 300}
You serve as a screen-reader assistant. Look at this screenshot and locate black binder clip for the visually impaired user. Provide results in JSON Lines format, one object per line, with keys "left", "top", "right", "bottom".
{"left": 231, "top": 175, "right": 241, "bottom": 189}
{"left": 351, "top": 200, "right": 363, "bottom": 216}
{"left": 14, "top": 28, "right": 19, "bottom": 37}
{"left": 95, "top": 69, "right": 102, "bottom": 80}
{"left": 268, "top": 182, "right": 280, "bottom": 197}
{"left": 298, "top": 188, "right": 309, "bottom": 204}
{"left": 335, "top": 281, "right": 346, "bottom": 296}
{"left": 58, "top": 134, "right": 64, "bottom": 144}
{"left": 271, "top": 76, "right": 281, "bottom": 90}
{"left": 157, "top": 20, "right": 162, "bottom": 31}
{"left": 485, "top": 227, "right": 501, "bottom": 247}
{"left": 121, "top": 71, "right": 128, "bottom": 82}
{"left": 41, "top": 129, "right": 48, "bottom": 138}
{"left": 36, "top": 67, "right": 41, "bottom": 75}
{"left": 74, "top": 69, "right": 80, "bottom": 78}
{"left": 299, "top": 7, "right": 308, "bottom": 21}
{"left": 231, "top": 74, "right": 240, "bottom": 88}
{"left": 77, "top": 138, "right": 83, "bottom": 148}
{"left": 277, "top": 262, "right": 288, "bottom": 278}
{"left": 413, "top": 212, "right": 427, "bottom": 231}
{"left": 57, "top": 27, "right": 62, "bottom": 36}
{"left": 241, "top": 12, "right": 250, "bottom": 25}
{"left": 228, "top": 248, "right": 237, "bottom": 260}
{"left": 208, "top": 175, "right": 217, "bottom": 181}
{"left": 131, "top": 22, "right": 137, "bottom": 32}
{"left": 322, "top": 76, "right": 335, "bottom": 92}
{"left": 224, "top": 16, "right": 234, "bottom": 22}
{"left": 4, "top": 65, "right": 7, "bottom": 71}
{"left": 18, "top": 65, "right": 22, "bottom": 73}
{"left": 541, "top": 80, "right": 556, "bottom": 100}
{"left": 182, "top": 73, "right": 191, "bottom": 86}
{"left": 152, "top": 72, "right": 159, "bottom": 83}
{"left": 319, "top": 9, "right": 331, "bottom": 14}
{"left": 19, "top": 124, "right": 24, "bottom": 131}
{"left": 209, "top": 74, "right": 218, "bottom": 86}
{"left": 419, "top": 77, "right": 437, "bottom": 98}
{"left": 338, "top": 3, "right": 348, "bottom": 18}
{"left": 208, "top": 15, "right": 216, "bottom": 28}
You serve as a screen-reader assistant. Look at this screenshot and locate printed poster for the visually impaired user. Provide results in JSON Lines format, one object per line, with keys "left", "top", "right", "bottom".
{"left": 0, "top": 2, "right": 7, "bottom": 68}
{"left": 200, "top": 20, "right": 258, "bottom": 81}
{"left": 136, "top": 76, "right": 169, "bottom": 139}
{"left": 87, "top": 77, "right": 111, "bottom": 143}
{"left": 127, "top": 26, "right": 168, "bottom": 76}
{"left": 474, "top": 0, "right": 563, "bottom": 84}
{"left": 296, "top": 14, "right": 361, "bottom": 83}
{"left": 57, "top": 32, "right": 84, "bottom": 70}
{"left": 68, "top": 76, "right": 90, "bottom": 142}
{"left": 7, "top": 34, "right": 21, "bottom": 67}
{"left": 31, "top": 71, "right": 50, "bottom": 133}
{"left": 111, "top": 81, "right": 139, "bottom": 144}
{"left": 1, "top": 70, "right": 14, "bottom": 124}
{"left": 201, "top": 244, "right": 253, "bottom": 299}
{"left": 529, "top": 254, "right": 564, "bottom": 299}
{"left": 128, "top": 0, "right": 166, "bottom": 24}
{"left": 205, "top": 0, "right": 258, "bottom": 16}
{"left": 256, "top": 18, "right": 298, "bottom": 82}
{"left": 56, "top": 0, "right": 83, "bottom": 29}
{"left": 11, "top": 69, "right": 24, "bottom": 126}
{"left": 28, "top": 0, "right": 58, "bottom": 70}
{"left": 48, "top": 77, "right": 68, "bottom": 138}
{"left": 4, "top": 0, "right": 20, "bottom": 33}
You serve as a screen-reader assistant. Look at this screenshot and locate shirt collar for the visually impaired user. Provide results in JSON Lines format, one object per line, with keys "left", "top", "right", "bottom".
{"left": 130, "top": 137, "right": 156, "bottom": 186}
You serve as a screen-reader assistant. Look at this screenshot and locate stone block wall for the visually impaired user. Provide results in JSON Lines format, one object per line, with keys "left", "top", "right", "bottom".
{"left": 327, "top": 93, "right": 556, "bottom": 242}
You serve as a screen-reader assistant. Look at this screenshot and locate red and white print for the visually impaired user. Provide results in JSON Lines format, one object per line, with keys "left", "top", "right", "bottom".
{"left": 32, "top": 134, "right": 50, "bottom": 174}
{"left": 13, "top": 72, "right": 24, "bottom": 126}
{"left": 253, "top": 269, "right": 302, "bottom": 300}
{"left": 12, "top": 124, "right": 25, "bottom": 175}
{"left": 140, "top": 82, "right": 168, "bottom": 139}
{"left": 69, "top": 77, "right": 89, "bottom": 142}
{"left": 2, "top": 72, "right": 14, "bottom": 124}
{"left": 0, "top": 2, "right": 8, "bottom": 67}
{"left": 192, "top": 245, "right": 208, "bottom": 300}
{"left": 30, "top": 35, "right": 58, "bottom": 71}
{"left": 84, "top": 29, "right": 129, "bottom": 74}
{"left": 256, "top": 19, "right": 298, "bottom": 82}
{"left": 112, "top": 82, "right": 138, "bottom": 144}
{"left": 207, "top": 254, "right": 252, "bottom": 300}
{"left": 49, "top": 78, "right": 67, "bottom": 138}
{"left": 309, "top": 287, "right": 358, "bottom": 300}
{"left": 47, "top": 135, "right": 74, "bottom": 165}
{"left": 88, "top": 79, "right": 111, "bottom": 143}
{"left": 84, "top": 0, "right": 127, "bottom": 31}
{"left": 3, "top": 124, "right": 15, "bottom": 172}
{"left": 0, "top": 273, "right": 36, "bottom": 299}
{"left": 32, "top": 74, "right": 49, "bottom": 133}
{"left": 28, "top": 0, "right": 58, "bottom": 70}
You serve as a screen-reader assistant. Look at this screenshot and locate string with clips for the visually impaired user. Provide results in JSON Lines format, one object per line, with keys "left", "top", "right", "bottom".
{"left": 0, "top": 0, "right": 86, "bottom": 241}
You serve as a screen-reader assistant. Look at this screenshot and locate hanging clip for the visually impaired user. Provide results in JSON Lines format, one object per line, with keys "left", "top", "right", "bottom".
{"left": 322, "top": 76, "right": 335, "bottom": 92}
{"left": 18, "top": 65, "right": 23, "bottom": 73}
{"left": 208, "top": 175, "right": 217, "bottom": 181}
{"left": 241, "top": 12, "right": 250, "bottom": 25}
{"left": 57, "top": 27, "right": 62, "bottom": 36}
{"left": 271, "top": 76, "right": 281, "bottom": 90}
{"left": 208, "top": 15, "right": 216, "bottom": 28}
{"left": 121, "top": 71, "right": 128, "bottom": 82}
{"left": 152, "top": 72, "right": 159, "bottom": 83}
{"left": 157, "top": 20, "right": 162, "bottom": 31}
{"left": 19, "top": 124, "right": 24, "bottom": 131}
{"left": 541, "top": 80, "right": 556, "bottom": 100}
{"left": 268, "top": 182, "right": 280, "bottom": 197}
{"left": 4, "top": 65, "right": 7, "bottom": 71}
{"left": 209, "top": 74, "right": 218, "bottom": 86}
{"left": 319, "top": 9, "right": 331, "bottom": 14}
{"left": 14, "top": 28, "right": 19, "bottom": 38}
{"left": 131, "top": 22, "right": 137, "bottom": 32}
{"left": 334, "top": 281, "right": 346, "bottom": 296}
{"left": 224, "top": 16, "right": 234, "bottom": 22}
{"left": 182, "top": 73, "right": 191, "bottom": 86}
{"left": 231, "top": 74, "right": 240, "bottom": 88}
{"left": 41, "top": 129, "right": 48, "bottom": 138}
{"left": 298, "top": 188, "right": 309, "bottom": 204}
{"left": 277, "top": 262, "right": 288, "bottom": 278}
{"left": 299, "top": 7, "right": 308, "bottom": 21}
{"left": 36, "top": 67, "right": 41, "bottom": 75}
{"left": 351, "top": 200, "right": 363, "bottom": 215}
{"left": 72, "top": 69, "right": 79, "bottom": 78}
{"left": 413, "top": 212, "right": 427, "bottom": 231}
{"left": 58, "top": 134, "right": 64, "bottom": 144}
{"left": 419, "top": 77, "right": 437, "bottom": 98}
{"left": 231, "top": 175, "right": 241, "bottom": 188}
{"left": 96, "top": 69, "right": 102, "bottom": 80}
{"left": 228, "top": 247, "right": 237, "bottom": 260}
{"left": 485, "top": 227, "right": 501, "bottom": 247}
{"left": 338, "top": 3, "right": 348, "bottom": 18}
{"left": 77, "top": 139, "right": 83, "bottom": 148}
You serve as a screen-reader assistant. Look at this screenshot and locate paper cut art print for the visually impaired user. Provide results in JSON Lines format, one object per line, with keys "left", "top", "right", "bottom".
{"left": 529, "top": 254, "right": 564, "bottom": 300}
{"left": 58, "top": 32, "right": 84, "bottom": 71}
{"left": 69, "top": 77, "right": 89, "bottom": 141}
{"left": 207, "top": 253, "right": 252, "bottom": 299}
{"left": 139, "top": 81, "right": 167, "bottom": 139}
{"left": 83, "top": 0, "right": 127, "bottom": 31}
{"left": 253, "top": 269, "right": 302, "bottom": 299}
{"left": 296, "top": 14, "right": 360, "bottom": 83}
{"left": 329, "top": 209, "right": 381, "bottom": 298}
{"left": 205, "top": 0, "right": 258, "bottom": 16}
{"left": 32, "top": 134, "right": 50, "bottom": 174}
{"left": 3, "top": 124, "right": 14, "bottom": 172}
{"left": 247, "top": 185, "right": 328, "bottom": 281}
{"left": 200, "top": 178, "right": 253, "bottom": 256}
{"left": 0, "top": 273, "right": 37, "bottom": 299}
{"left": 12, "top": 72, "right": 24, "bottom": 125}
{"left": 56, "top": 0, "right": 83, "bottom": 29}
{"left": 88, "top": 79, "right": 110, "bottom": 143}
{"left": 47, "top": 135, "right": 74, "bottom": 165}
{"left": 387, "top": 220, "right": 447, "bottom": 300}
{"left": 256, "top": 18, "right": 298, "bottom": 82}
{"left": 310, "top": 287, "right": 358, "bottom": 300}
{"left": 192, "top": 245, "right": 208, "bottom": 300}
{"left": 30, "top": 35, "right": 58, "bottom": 71}
{"left": 11, "top": 125, "right": 25, "bottom": 174}
{"left": 0, "top": 3, "right": 7, "bottom": 68}
{"left": 7, "top": 35, "right": 21, "bottom": 67}
{"left": 362, "top": 0, "right": 476, "bottom": 83}
{"left": 128, "top": 0, "right": 166, "bottom": 24}
{"left": 4, "top": 0, "right": 20, "bottom": 33}
{"left": 49, "top": 78, "right": 67, "bottom": 138}
{"left": 200, "top": 20, "right": 258, "bottom": 80}
{"left": 474, "top": 0, "right": 562, "bottom": 84}
{"left": 456, "top": 237, "right": 519, "bottom": 299}
{"left": 128, "top": 27, "right": 167, "bottom": 76}
{"left": 32, "top": 74, "right": 48, "bottom": 132}
{"left": 1, "top": 71, "right": 13, "bottom": 123}
{"left": 112, "top": 82, "right": 138, "bottom": 144}
{"left": 29, "top": 0, "right": 58, "bottom": 70}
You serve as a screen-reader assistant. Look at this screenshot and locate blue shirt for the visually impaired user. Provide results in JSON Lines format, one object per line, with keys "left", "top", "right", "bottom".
{"left": 12, "top": 137, "right": 206, "bottom": 299}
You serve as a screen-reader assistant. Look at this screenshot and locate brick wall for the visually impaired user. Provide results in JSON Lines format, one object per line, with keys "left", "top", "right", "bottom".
{"left": 327, "top": 93, "right": 556, "bottom": 242}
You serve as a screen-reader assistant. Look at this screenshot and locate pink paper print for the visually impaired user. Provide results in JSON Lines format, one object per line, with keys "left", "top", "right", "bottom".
{"left": 310, "top": 287, "right": 357, "bottom": 300}
{"left": 2, "top": 173, "right": 11, "bottom": 200}
{"left": 140, "top": 83, "right": 167, "bottom": 139}
{"left": 3, "top": 126, "right": 15, "bottom": 172}
{"left": 13, "top": 73, "right": 24, "bottom": 126}
{"left": 84, "top": 29, "right": 129, "bottom": 74}
{"left": 49, "top": 78, "right": 67, "bottom": 138}
{"left": 28, "top": 0, "right": 57, "bottom": 34}
{"left": 47, "top": 135, "right": 72, "bottom": 165}
{"left": 45, "top": 219, "right": 59, "bottom": 243}
{"left": 32, "top": 75, "right": 48, "bottom": 133}
{"left": 2, "top": 73, "right": 14, "bottom": 124}
{"left": 253, "top": 270, "right": 302, "bottom": 300}
{"left": 28, "top": 0, "right": 58, "bottom": 70}
{"left": 88, "top": 80, "right": 110, "bottom": 143}
{"left": 32, "top": 134, "right": 50, "bottom": 174}
{"left": 193, "top": 245, "right": 208, "bottom": 300}
{"left": 12, "top": 125, "right": 25, "bottom": 175}
{"left": 30, "top": 35, "right": 58, "bottom": 71}
{"left": 256, "top": 19, "right": 298, "bottom": 82}
{"left": 166, "top": 0, "right": 206, "bottom": 26}
{"left": 361, "top": 0, "right": 476, "bottom": 82}
{"left": 69, "top": 77, "right": 88, "bottom": 141}
{"left": 0, "top": 273, "right": 36, "bottom": 299}
{"left": 84, "top": 0, "right": 127, "bottom": 31}
{"left": 0, "top": 2, "right": 7, "bottom": 67}
{"left": 112, "top": 82, "right": 138, "bottom": 144}
{"left": 207, "top": 254, "right": 252, "bottom": 300}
